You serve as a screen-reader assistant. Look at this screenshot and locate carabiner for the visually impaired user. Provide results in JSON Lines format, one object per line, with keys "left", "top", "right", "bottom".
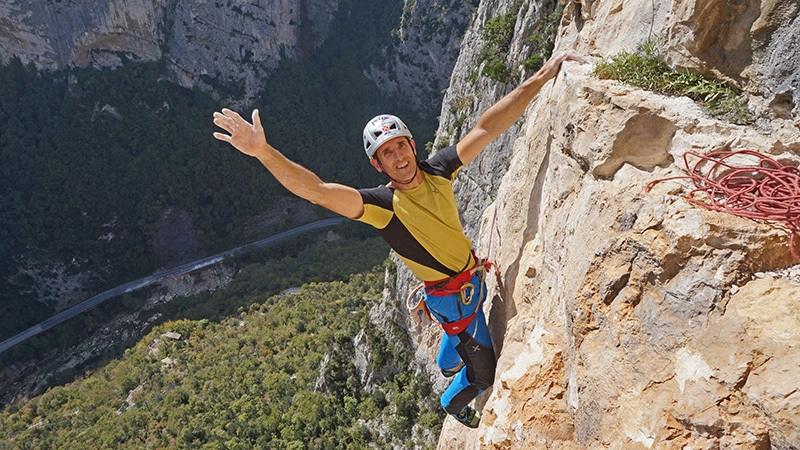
{"left": 460, "top": 282, "right": 475, "bottom": 306}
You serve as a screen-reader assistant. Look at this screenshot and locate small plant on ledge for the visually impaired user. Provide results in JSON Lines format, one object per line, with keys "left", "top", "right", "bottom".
{"left": 593, "top": 40, "right": 753, "bottom": 125}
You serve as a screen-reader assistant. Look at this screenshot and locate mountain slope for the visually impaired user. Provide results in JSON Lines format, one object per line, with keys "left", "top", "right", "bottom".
{"left": 0, "top": 267, "right": 444, "bottom": 449}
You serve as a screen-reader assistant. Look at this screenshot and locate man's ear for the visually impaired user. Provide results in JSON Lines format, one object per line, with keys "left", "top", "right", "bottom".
{"left": 369, "top": 157, "right": 383, "bottom": 173}
{"left": 410, "top": 138, "right": 417, "bottom": 156}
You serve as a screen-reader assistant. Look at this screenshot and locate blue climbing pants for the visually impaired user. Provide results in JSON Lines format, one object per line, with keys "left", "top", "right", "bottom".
{"left": 424, "top": 273, "right": 496, "bottom": 414}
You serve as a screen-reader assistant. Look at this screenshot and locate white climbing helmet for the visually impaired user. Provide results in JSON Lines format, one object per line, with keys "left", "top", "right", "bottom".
{"left": 362, "top": 114, "right": 413, "bottom": 158}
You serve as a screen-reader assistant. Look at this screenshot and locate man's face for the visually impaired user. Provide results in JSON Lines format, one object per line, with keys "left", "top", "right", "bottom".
{"left": 370, "top": 136, "right": 417, "bottom": 182}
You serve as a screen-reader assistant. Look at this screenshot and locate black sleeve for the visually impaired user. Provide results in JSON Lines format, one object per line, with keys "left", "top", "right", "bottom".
{"left": 419, "top": 145, "right": 463, "bottom": 180}
{"left": 358, "top": 185, "right": 394, "bottom": 210}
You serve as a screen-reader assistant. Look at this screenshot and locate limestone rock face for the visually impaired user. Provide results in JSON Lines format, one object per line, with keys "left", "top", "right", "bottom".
{"left": 364, "top": 0, "right": 477, "bottom": 117}
{"left": 557, "top": 0, "right": 800, "bottom": 121}
{"left": 0, "top": 0, "right": 167, "bottom": 69}
{"left": 165, "top": 0, "right": 337, "bottom": 97}
{"left": 427, "top": 0, "right": 800, "bottom": 448}
{"left": 0, "top": 0, "right": 474, "bottom": 108}
{"left": 436, "top": 0, "right": 563, "bottom": 242}
{"left": 0, "top": 0, "right": 338, "bottom": 98}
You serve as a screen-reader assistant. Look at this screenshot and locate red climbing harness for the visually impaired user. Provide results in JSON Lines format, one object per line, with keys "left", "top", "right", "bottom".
{"left": 407, "top": 251, "right": 500, "bottom": 335}
{"left": 423, "top": 251, "right": 499, "bottom": 295}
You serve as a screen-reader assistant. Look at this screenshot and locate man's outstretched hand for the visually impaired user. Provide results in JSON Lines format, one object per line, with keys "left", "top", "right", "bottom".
{"left": 213, "top": 108, "right": 269, "bottom": 158}
{"left": 211, "top": 108, "right": 365, "bottom": 219}
{"left": 538, "top": 49, "right": 588, "bottom": 81}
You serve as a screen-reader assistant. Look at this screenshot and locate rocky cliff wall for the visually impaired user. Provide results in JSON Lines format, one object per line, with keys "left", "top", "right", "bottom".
{"left": 419, "top": 0, "right": 800, "bottom": 448}
{"left": 364, "top": 0, "right": 478, "bottom": 117}
{"left": 0, "top": 0, "right": 338, "bottom": 99}
{"left": 0, "top": 0, "right": 473, "bottom": 111}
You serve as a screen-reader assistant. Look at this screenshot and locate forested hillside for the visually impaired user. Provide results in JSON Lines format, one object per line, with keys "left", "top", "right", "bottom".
{"left": 0, "top": 264, "right": 444, "bottom": 449}
{"left": 0, "top": 0, "right": 436, "bottom": 344}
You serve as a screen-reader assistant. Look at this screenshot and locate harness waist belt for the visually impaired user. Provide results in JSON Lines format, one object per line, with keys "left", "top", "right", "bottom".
{"left": 424, "top": 251, "right": 478, "bottom": 295}
{"left": 440, "top": 310, "right": 478, "bottom": 335}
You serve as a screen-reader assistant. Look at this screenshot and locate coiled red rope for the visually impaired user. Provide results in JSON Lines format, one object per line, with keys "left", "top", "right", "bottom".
{"left": 646, "top": 149, "right": 800, "bottom": 262}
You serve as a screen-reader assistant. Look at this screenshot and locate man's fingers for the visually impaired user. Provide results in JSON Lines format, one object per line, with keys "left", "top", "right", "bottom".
{"left": 566, "top": 50, "right": 588, "bottom": 64}
{"left": 213, "top": 117, "right": 235, "bottom": 135}
{"left": 558, "top": 49, "right": 588, "bottom": 64}
{"left": 220, "top": 108, "right": 236, "bottom": 117}
{"left": 221, "top": 108, "right": 248, "bottom": 125}
{"left": 212, "top": 132, "right": 232, "bottom": 143}
{"left": 214, "top": 109, "right": 264, "bottom": 153}
{"left": 252, "top": 109, "right": 267, "bottom": 133}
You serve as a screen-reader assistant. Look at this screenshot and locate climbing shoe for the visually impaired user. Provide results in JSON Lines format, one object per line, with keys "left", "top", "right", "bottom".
{"left": 441, "top": 361, "right": 465, "bottom": 378}
{"left": 452, "top": 406, "right": 481, "bottom": 428}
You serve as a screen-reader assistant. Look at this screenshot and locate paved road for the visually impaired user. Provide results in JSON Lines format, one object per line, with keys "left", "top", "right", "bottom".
{"left": 0, "top": 218, "right": 347, "bottom": 354}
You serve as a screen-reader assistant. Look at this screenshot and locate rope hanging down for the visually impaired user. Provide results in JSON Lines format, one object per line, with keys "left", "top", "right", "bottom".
{"left": 646, "top": 149, "right": 800, "bottom": 262}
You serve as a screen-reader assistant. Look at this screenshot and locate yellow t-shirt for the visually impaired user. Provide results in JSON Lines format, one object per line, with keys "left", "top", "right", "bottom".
{"left": 357, "top": 146, "right": 475, "bottom": 282}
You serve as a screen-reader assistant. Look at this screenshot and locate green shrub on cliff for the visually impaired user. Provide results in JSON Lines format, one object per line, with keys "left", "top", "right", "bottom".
{"left": 593, "top": 40, "right": 753, "bottom": 124}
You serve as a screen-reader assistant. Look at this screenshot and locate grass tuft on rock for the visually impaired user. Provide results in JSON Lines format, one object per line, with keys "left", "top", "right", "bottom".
{"left": 593, "top": 40, "right": 753, "bottom": 124}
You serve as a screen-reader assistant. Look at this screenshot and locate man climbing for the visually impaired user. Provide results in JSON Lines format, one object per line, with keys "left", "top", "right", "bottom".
{"left": 212, "top": 49, "right": 586, "bottom": 428}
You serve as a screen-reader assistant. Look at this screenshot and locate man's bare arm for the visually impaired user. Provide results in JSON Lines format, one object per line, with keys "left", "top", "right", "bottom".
{"left": 456, "top": 50, "right": 587, "bottom": 166}
{"left": 213, "top": 108, "right": 365, "bottom": 219}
